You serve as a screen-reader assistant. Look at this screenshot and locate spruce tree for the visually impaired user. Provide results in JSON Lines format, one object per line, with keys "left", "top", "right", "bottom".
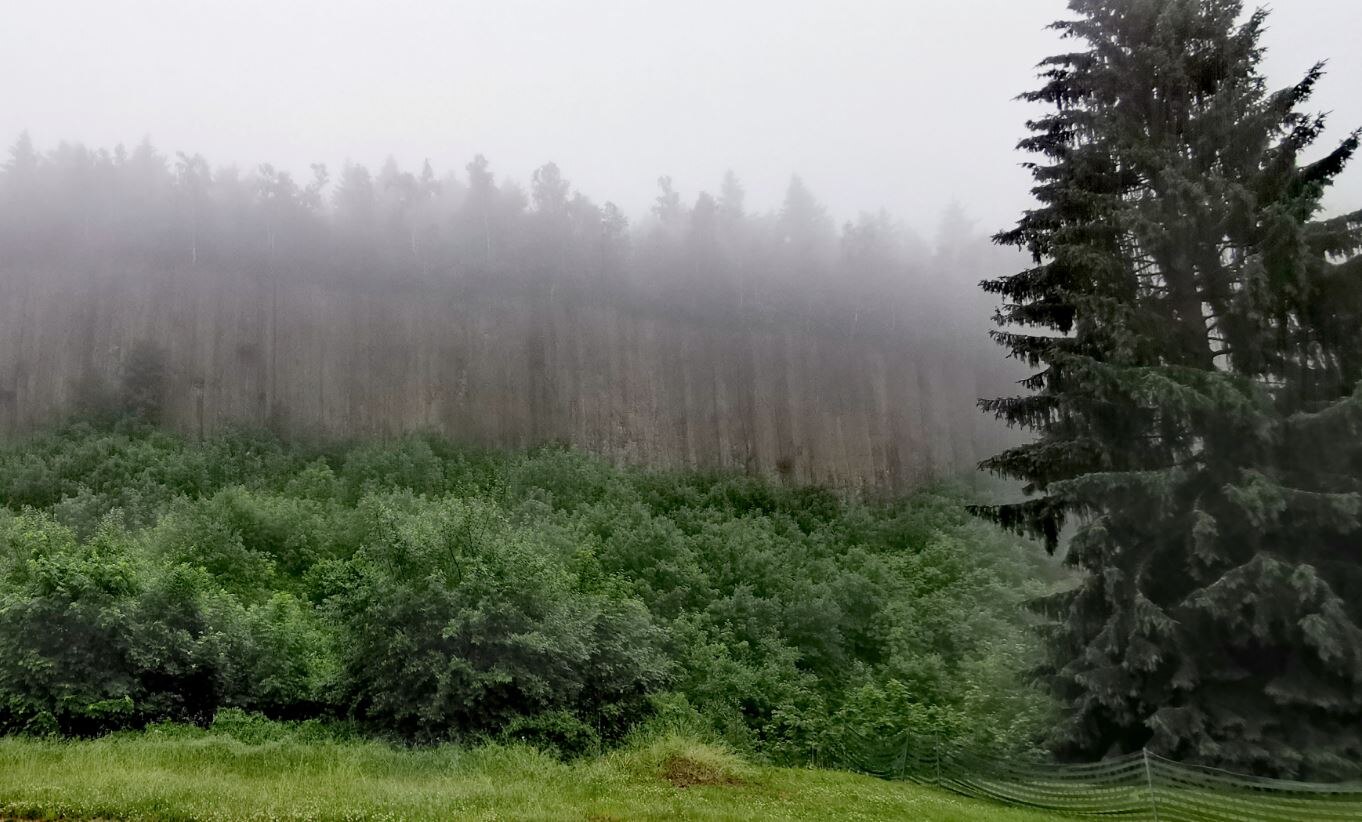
{"left": 980, "top": 0, "right": 1362, "bottom": 777}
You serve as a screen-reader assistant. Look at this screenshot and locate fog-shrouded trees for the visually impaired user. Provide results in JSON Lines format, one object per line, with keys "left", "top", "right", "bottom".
{"left": 0, "top": 132, "right": 997, "bottom": 343}
{"left": 981, "top": 0, "right": 1362, "bottom": 777}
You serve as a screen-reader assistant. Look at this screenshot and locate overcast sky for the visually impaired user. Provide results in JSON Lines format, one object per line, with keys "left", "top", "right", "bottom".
{"left": 3, "top": 0, "right": 1359, "bottom": 235}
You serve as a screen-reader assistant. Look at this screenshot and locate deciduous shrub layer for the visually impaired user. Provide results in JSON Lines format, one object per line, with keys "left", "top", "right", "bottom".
{"left": 0, "top": 421, "right": 1060, "bottom": 762}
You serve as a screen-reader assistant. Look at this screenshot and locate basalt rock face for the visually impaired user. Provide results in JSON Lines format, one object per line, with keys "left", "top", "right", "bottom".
{"left": 0, "top": 265, "right": 1016, "bottom": 491}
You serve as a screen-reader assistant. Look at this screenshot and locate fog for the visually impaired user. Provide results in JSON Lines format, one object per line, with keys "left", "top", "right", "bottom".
{"left": 4, "top": 0, "right": 1358, "bottom": 234}
{"left": 2, "top": 1, "right": 1360, "bottom": 488}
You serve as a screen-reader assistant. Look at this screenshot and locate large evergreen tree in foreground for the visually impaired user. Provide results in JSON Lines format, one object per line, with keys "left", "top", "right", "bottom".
{"left": 981, "top": 0, "right": 1362, "bottom": 776}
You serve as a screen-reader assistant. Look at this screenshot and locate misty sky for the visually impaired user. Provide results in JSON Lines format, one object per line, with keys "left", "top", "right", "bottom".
{"left": 3, "top": 0, "right": 1359, "bottom": 236}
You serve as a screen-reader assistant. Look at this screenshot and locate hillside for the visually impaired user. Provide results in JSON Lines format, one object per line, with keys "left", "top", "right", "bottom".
{"left": 0, "top": 137, "right": 1020, "bottom": 491}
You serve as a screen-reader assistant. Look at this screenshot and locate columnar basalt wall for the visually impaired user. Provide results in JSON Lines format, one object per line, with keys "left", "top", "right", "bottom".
{"left": 0, "top": 266, "right": 1016, "bottom": 491}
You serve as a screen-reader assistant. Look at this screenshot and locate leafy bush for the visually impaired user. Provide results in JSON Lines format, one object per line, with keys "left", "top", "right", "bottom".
{"left": 500, "top": 710, "right": 602, "bottom": 758}
{"left": 0, "top": 423, "right": 1062, "bottom": 759}
{"left": 332, "top": 496, "right": 669, "bottom": 741}
{"left": 0, "top": 512, "right": 339, "bottom": 735}
{"left": 0, "top": 513, "right": 143, "bottom": 735}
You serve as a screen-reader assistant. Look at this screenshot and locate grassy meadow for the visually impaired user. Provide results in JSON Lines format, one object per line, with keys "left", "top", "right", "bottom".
{"left": 0, "top": 729, "right": 1049, "bottom": 821}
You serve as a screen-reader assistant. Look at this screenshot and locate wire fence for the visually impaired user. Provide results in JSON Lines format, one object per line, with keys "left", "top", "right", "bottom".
{"left": 833, "top": 729, "right": 1362, "bottom": 820}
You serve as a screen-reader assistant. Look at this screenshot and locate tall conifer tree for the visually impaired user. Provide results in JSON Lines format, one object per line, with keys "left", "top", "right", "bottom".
{"left": 981, "top": 0, "right": 1362, "bottom": 776}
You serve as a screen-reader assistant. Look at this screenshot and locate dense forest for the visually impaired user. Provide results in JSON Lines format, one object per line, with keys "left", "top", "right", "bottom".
{"left": 0, "top": 134, "right": 1018, "bottom": 489}
{"left": 0, "top": 130, "right": 997, "bottom": 330}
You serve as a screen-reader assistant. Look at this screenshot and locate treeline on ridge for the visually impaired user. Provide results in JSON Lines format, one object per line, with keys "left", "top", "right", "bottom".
{"left": 0, "top": 133, "right": 1003, "bottom": 339}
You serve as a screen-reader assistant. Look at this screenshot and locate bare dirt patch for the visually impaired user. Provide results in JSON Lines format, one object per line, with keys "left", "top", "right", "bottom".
{"left": 661, "top": 754, "right": 746, "bottom": 789}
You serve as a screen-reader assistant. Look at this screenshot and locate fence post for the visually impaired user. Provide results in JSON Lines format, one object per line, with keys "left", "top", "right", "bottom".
{"left": 935, "top": 736, "right": 941, "bottom": 785}
{"left": 1143, "top": 748, "right": 1160, "bottom": 822}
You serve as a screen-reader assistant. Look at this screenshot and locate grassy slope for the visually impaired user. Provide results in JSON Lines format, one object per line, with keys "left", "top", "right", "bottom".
{"left": 0, "top": 734, "right": 1051, "bottom": 822}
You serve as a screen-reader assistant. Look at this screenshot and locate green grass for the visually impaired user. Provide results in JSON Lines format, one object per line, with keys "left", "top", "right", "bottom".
{"left": 0, "top": 732, "right": 1051, "bottom": 821}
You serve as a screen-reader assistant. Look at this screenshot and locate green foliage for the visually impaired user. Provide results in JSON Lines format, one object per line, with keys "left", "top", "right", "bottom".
{"left": 983, "top": 0, "right": 1362, "bottom": 776}
{"left": 0, "top": 513, "right": 141, "bottom": 735}
{"left": 0, "top": 424, "right": 1058, "bottom": 761}
{"left": 0, "top": 510, "right": 339, "bottom": 735}
{"left": 500, "top": 710, "right": 602, "bottom": 758}
{"left": 332, "top": 495, "right": 669, "bottom": 742}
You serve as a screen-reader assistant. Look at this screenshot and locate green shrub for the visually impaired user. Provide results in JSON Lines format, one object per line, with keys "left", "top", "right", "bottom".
{"left": 0, "top": 422, "right": 1062, "bottom": 760}
{"left": 332, "top": 496, "right": 670, "bottom": 741}
{"left": 0, "top": 513, "right": 143, "bottom": 735}
{"left": 339, "top": 438, "right": 446, "bottom": 499}
{"left": 0, "top": 511, "right": 341, "bottom": 734}
{"left": 500, "top": 710, "right": 601, "bottom": 758}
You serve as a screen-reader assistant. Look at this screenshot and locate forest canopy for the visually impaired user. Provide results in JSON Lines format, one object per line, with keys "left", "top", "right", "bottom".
{"left": 0, "top": 133, "right": 1005, "bottom": 340}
